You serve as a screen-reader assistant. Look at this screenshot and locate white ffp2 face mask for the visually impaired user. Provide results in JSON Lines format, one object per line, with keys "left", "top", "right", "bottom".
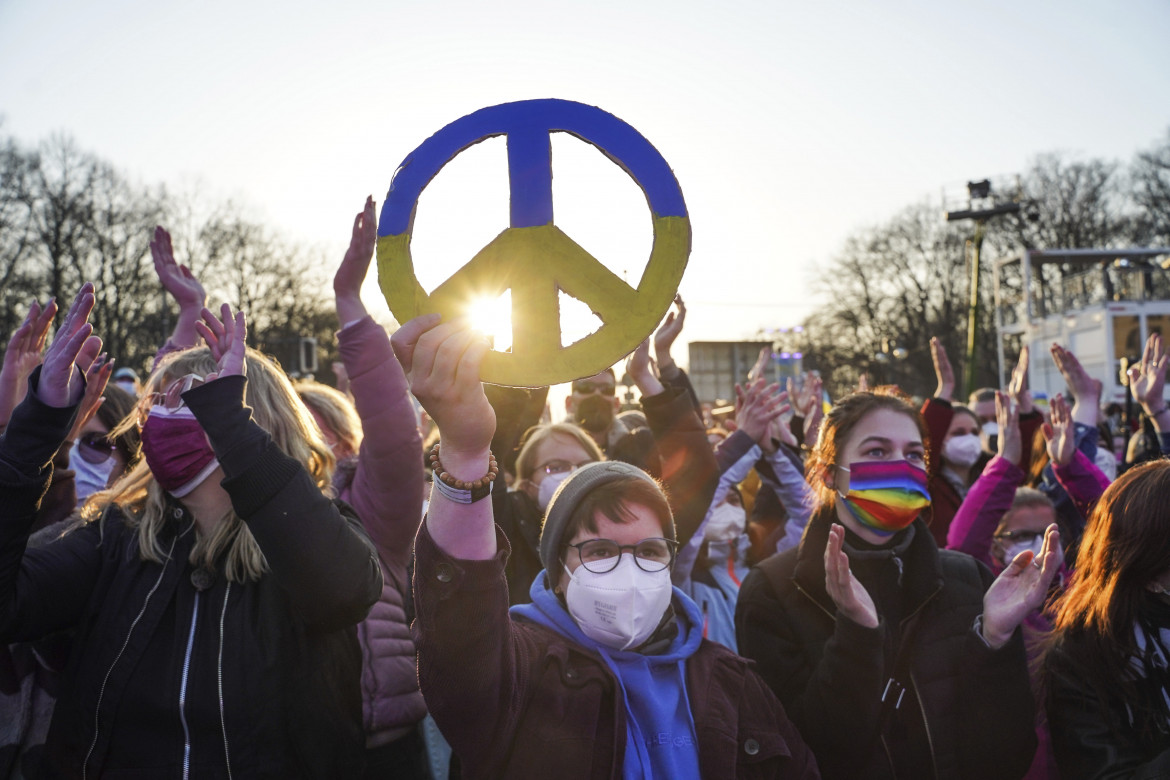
{"left": 703, "top": 502, "right": 746, "bottom": 543}
{"left": 564, "top": 554, "right": 673, "bottom": 651}
{"left": 943, "top": 433, "right": 983, "bottom": 467}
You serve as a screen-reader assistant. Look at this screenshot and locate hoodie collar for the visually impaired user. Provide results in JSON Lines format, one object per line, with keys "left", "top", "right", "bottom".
{"left": 511, "top": 571, "right": 704, "bottom": 663}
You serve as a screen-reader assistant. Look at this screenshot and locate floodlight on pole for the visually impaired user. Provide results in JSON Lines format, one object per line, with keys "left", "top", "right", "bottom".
{"left": 945, "top": 179, "right": 1021, "bottom": 398}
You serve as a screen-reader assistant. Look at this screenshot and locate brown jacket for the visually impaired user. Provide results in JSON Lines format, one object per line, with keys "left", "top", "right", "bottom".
{"left": 412, "top": 522, "right": 820, "bottom": 779}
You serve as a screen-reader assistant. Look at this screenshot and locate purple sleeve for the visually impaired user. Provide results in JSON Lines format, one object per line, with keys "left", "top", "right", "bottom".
{"left": 1052, "top": 449, "right": 1110, "bottom": 521}
{"left": 945, "top": 455, "right": 1024, "bottom": 566}
{"left": 338, "top": 316, "right": 425, "bottom": 570}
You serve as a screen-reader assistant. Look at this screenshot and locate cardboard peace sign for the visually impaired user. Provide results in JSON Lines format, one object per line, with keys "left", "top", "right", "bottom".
{"left": 377, "top": 98, "right": 690, "bottom": 387}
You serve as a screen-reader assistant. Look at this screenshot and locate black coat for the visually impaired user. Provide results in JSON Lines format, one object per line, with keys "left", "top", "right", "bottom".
{"left": 735, "top": 508, "right": 1037, "bottom": 780}
{"left": 1045, "top": 620, "right": 1170, "bottom": 779}
{"left": 0, "top": 373, "right": 382, "bottom": 778}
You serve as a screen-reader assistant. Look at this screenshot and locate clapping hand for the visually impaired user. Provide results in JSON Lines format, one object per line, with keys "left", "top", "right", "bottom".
{"left": 995, "top": 391, "right": 1021, "bottom": 464}
{"left": 824, "top": 523, "right": 879, "bottom": 628}
{"left": 67, "top": 352, "right": 115, "bottom": 443}
{"left": 981, "top": 523, "right": 1060, "bottom": 648}
{"left": 195, "top": 304, "right": 248, "bottom": 381}
{"left": 1042, "top": 394, "right": 1076, "bottom": 468}
{"left": 1051, "top": 344, "right": 1100, "bottom": 426}
{"left": 1007, "top": 346, "right": 1033, "bottom": 415}
{"left": 1128, "top": 333, "right": 1167, "bottom": 414}
{"left": 626, "top": 337, "right": 664, "bottom": 397}
{"left": 37, "top": 284, "right": 97, "bottom": 409}
{"left": 653, "top": 294, "right": 686, "bottom": 371}
{"left": 734, "top": 377, "right": 788, "bottom": 447}
{"left": 151, "top": 227, "right": 206, "bottom": 310}
{"left": 334, "top": 196, "right": 376, "bottom": 325}
{"left": 931, "top": 337, "right": 955, "bottom": 401}
{"left": 0, "top": 298, "right": 59, "bottom": 425}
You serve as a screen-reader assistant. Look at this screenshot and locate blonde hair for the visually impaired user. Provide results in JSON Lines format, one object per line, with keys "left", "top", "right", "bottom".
{"left": 90, "top": 346, "right": 335, "bottom": 583}
{"left": 514, "top": 423, "right": 604, "bottom": 486}
{"left": 296, "top": 380, "right": 363, "bottom": 458}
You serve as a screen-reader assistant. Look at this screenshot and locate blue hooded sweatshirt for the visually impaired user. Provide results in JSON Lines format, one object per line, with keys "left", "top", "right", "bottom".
{"left": 511, "top": 572, "right": 704, "bottom": 779}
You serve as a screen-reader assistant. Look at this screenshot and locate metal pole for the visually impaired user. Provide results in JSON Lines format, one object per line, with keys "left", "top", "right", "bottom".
{"left": 965, "top": 220, "right": 986, "bottom": 399}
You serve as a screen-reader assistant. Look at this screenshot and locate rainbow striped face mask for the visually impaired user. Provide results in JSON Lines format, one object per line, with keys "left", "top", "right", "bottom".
{"left": 837, "top": 460, "right": 931, "bottom": 536}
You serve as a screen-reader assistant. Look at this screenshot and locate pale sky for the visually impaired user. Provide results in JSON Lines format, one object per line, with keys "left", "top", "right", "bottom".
{"left": 2, "top": 0, "right": 1169, "bottom": 363}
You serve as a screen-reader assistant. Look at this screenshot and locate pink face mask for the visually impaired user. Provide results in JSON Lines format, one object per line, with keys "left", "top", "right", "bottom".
{"left": 139, "top": 405, "right": 219, "bottom": 497}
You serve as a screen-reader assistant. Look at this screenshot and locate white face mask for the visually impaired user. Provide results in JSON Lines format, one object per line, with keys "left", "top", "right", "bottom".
{"left": 703, "top": 501, "right": 746, "bottom": 543}
{"left": 943, "top": 433, "right": 982, "bottom": 467}
{"left": 999, "top": 534, "right": 1046, "bottom": 565}
{"left": 982, "top": 421, "right": 1000, "bottom": 438}
{"left": 70, "top": 440, "right": 116, "bottom": 504}
{"left": 537, "top": 471, "right": 571, "bottom": 511}
{"left": 564, "top": 554, "right": 673, "bottom": 651}
{"left": 114, "top": 379, "right": 139, "bottom": 397}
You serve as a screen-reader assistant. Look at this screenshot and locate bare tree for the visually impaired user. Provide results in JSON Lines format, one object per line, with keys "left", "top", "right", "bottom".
{"left": 1131, "top": 130, "right": 1170, "bottom": 245}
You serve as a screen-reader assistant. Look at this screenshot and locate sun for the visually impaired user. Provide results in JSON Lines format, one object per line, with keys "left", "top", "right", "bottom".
{"left": 467, "top": 292, "right": 513, "bottom": 351}
{"left": 466, "top": 290, "right": 604, "bottom": 354}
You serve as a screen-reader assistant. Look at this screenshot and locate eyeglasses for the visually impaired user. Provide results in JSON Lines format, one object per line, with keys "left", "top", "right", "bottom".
{"left": 77, "top": 431, "right": 117, "bottom": 464}
{"left": 571, "top": 379, "right": 616, "bottom": 397}
{"left": 137, "top": 373, "right": 206, "bottom": 426}
{"left": 993, "top": 530, "right": 1044, "bottom": 544}
{"left": 535, "top": 459, "right": 594, "bottom": 477}
{"left": 566, "top": 537, "right": 677, "bottom": 574}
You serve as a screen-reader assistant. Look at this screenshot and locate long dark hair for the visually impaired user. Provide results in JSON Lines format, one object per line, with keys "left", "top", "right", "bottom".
{"left": 1045, "top": 460, "right": 1170, "bottom": 734}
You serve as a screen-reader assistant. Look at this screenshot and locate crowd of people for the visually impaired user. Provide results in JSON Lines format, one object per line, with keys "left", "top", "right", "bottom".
{"left": 2, "top": 196, "right": 1170, "bottom": 779}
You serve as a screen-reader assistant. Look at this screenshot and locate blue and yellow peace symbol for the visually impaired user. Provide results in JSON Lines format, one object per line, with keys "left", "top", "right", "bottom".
{"left": 377, "top": 98, "right": 690, "bottom": 387}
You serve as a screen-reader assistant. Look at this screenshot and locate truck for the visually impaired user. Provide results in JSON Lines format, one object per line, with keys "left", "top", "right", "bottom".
{"left": 992, "top": 247, "right": 1170, "bottom": 409}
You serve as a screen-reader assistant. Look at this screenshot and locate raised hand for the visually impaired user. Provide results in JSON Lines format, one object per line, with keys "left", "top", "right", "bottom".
{"left": 0, "top": 298, "right": 58, "bottom": 426}
{"left": 995, "top": 390, "right": 1021, "bottom": 464}
{"left": 67, "top": 352, "right": 115, "bottom": 443}
{"left": 1051, "top": 344, "right": 1100, "bottom": 426}
{"left": 626, "top": 337, "right": 663, "bottom": 397}
{"left": 151, "top": 227, "right": 207, "bottom": 309}
{"left": 802, "top": 374, "right": 825, "bottom": 449}
{"left": 37, "top": 283, "right": 97, "bottom": 409}
{"left": 734, "top": 377, "right": 788, "bottom": 446}
{"left": 653, "top": 294, "right": 686, "bottom": 371}
{"left": 390, "top": 314, "right": 494, "bottom": 461}
{"left": 1007, "top": 346, "right": 1033, "bottom": 415}
{"left": 824, "top": 523, "right": 879, "bottom": 628}
{"left": 748, "top": 346, "right": 770, "bottom": 384}
{"left": 1128, "top": 333, "right": 1168, "bottom": 412}
{"left": 195, "top": 304, "right": 248, "bottom": 381}
{"left": 1042, "top": 393, "right": 1076, "bottom": 468}
{"left": 931, "top": 337, "right": 955, "bottom": 401}
{"left": 334, "top": 196, "right": 377, "bottom": 325}
{"left": 981, "top": 524, "right": 1061, "bottom": 648}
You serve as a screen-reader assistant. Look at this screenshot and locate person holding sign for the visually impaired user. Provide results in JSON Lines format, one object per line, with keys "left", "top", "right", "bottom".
{"left": 395, "top": 315, "right": 819, "bottom": 779}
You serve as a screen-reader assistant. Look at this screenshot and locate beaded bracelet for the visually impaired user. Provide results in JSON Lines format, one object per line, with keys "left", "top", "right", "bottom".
{"left": 428, "top": 444, "right": 498, "bottom": 504}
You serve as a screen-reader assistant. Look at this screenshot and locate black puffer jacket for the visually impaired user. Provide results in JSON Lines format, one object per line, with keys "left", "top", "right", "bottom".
{"left": 735, "top": 508, "right": 1037, "bottom": 780}
{"left": 0, "top": 373, "right": 382, "bottom": 778}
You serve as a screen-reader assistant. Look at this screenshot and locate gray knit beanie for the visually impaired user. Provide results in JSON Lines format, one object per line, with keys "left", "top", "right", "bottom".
{"left": 538, "top": 460, "right": 673, "bottom": 571}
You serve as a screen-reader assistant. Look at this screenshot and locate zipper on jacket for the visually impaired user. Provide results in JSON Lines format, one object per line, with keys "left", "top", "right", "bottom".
{"left": 83, "top": 535, "right": 179, "bottom": 780}
{"left": 179, "top": 591, "right": 202, "bottom": 780}
{"left": 793, "top": 582, "right": 837, "bottom": 623}
{"left": 909, "top": 669, "right": 939, "bottom": 779}
{"left": 217, "top": 582, "right": 234, "bottom": 780}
